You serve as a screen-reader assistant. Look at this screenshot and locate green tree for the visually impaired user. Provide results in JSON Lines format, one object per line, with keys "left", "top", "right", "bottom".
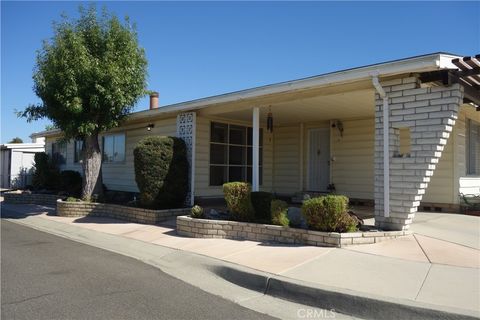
{"left": 8, "top": 137, "right": 23, "bottom": 143}
{"left": 19, "top": 5, "right": 148, "bottom": 200}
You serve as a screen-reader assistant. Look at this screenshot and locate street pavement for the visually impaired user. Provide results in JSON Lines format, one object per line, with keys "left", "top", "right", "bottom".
{"left": 1, "top": 220, "right": 276, "bottom": 320}
{"left": 2, "top": 203, "right": 479, "bottom": 319}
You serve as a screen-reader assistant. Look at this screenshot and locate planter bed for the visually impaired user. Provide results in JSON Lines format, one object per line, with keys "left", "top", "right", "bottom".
{"left": 177, "top": 216, "right": 411, "bottom": 248}
{"left": 3, "top": 191, "right": 62, "bottom": 206}
{"left": 57, "top": 200, "right": 190, "bottom": 224}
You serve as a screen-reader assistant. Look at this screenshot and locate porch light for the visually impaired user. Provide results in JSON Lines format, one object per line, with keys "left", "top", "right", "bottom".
{"left": 267, "top": 106, "right": 273, "bottom": 133}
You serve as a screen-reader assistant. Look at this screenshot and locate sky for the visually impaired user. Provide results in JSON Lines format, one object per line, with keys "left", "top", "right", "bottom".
{"left": 1, "top": 1, "right": 479, "bottom": 143}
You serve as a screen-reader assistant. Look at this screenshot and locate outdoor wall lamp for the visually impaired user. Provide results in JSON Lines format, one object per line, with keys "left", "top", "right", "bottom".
{"left": 331, "top": 120, "right": 344, "bottom": 137}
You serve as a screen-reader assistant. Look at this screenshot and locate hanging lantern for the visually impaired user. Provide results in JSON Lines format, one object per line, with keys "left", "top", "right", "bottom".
{"left": 267, "top": 106, "right": 273, "bottom": 133}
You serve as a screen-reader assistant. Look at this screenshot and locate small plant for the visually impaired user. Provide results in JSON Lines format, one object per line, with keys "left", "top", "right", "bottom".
{"left": 223, "top": 182, "right": 254, "bottom": 221}
{"left": 66, "top": 197, "right": 79, "bottom": 202}
{"left": 191, "top": 205, "right": 204, "bottom": 218}
{"left": 251, "top": 191, "right": 274, "bottom": 222}
{"left": 302, "top": 195, "right": 357, "bottom": 232}
{"left": 271, "top": 199, "right": 289, "bottom": 227}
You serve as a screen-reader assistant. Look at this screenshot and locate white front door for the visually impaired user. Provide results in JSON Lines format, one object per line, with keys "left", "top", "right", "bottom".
{"left": 308, "top": 128, "right": 330, "bottom": 191}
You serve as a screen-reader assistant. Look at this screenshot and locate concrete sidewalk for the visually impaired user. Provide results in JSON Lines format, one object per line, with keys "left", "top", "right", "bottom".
{"left": 2, "top": 203, "right": 479, "bottom": 317}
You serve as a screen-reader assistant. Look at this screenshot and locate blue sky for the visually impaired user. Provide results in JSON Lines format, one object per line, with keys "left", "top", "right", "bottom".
{"left": 1, "top": 1, "right": 479, "bottom": 143}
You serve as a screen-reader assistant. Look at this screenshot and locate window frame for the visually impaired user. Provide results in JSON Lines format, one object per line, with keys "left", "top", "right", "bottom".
{"left": 74, "top": 140, "right": 84, "bottom": 164}
{"left": 102, "top": 132, "right": 126, "bottom": 164}
{"left": 209, "top": 121, "right": 263, "bottom": 186}
{"left": 51, "top": 141, "right": 67, "bottom": 165}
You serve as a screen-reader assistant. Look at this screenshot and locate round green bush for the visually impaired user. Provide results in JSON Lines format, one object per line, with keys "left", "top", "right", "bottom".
{"left": 223, "top": 182, "right": 254, "bottom": 221}
{"left": 191, "top": 205, "right": 204, "bottom": 218}
{"left": 251, "top": 191, "right": 274, "bottom": 222}
{"left": 133, "top": 136, "right": 189, "bottom": 209}
{"left": 271, "top": 199, "right": 289, "bottom": 227}
{"left": 301, "top": 195, "right": 357, "bottom": 232}
{"left": 60, "top": 170, "right": 83, "bottom": 197}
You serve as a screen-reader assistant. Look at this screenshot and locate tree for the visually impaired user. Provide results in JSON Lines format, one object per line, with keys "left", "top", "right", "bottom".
{"left": 19, "top": 5, "right": 148, "bottom": 200}
{"left": 8, "top": 137, "right": 23, "bottom": 143}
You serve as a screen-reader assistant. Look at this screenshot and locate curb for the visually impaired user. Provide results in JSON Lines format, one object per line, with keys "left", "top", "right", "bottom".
{"left": 212, "top": 265, "right": 479, "bottom": 320}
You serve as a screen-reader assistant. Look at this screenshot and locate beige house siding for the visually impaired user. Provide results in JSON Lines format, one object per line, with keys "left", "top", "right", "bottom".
{"left": 46, "top": 117, "right": 178, "bottom": 192}
{"left": 423, "top": 105, "right": 479, "bottom": 205}
{"left": 194, "top": 115, "right": 273, "bottom": 198}
{"left": 272, "top": 125, "right": 301, "bottom": 195}
{"left": 330, "top": 118, "right": 375, "bottom": 200}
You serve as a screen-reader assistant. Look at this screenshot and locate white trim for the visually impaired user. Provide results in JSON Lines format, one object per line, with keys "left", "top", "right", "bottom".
{"left": 252, "top": 107, "right": 260, "bottom": 192}
{"left": 190, "top": 113, "right": 197, "bottom": 206}
{"left": 299, "top": 123, "right": 304, "bottom": 191}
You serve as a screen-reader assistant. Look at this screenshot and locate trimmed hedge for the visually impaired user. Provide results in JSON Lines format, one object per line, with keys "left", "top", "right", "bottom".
{"left": 302, "top": 195, "right": 357, "bottom": 232}
{"left": 271, "top": 199, "right": 289, "bottom": 227}
{"left": 251, "top": 191, "right": 274, "bottom": 222}
{"left": 32, "top": 152, "right": 61, "bottom": 190}
{"left": 133, "top": 136, "right": 189, "bottom": 209}
{"left": 223, "top": 182, "right": 254, "bottom": 221}
{"left": 191, "top": 205, "right": 204, "bottom": 218}
{"left": 60, "top": 170, "right": 83, "bottom": 197}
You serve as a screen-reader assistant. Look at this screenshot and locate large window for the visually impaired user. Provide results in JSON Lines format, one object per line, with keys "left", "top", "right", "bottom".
{"left": 467, "top": 119, "right": 480, "bottom": 175}
{"left": 51, "top": 141, "right": 67, "bottom": 165}
{"left": 102, "top": 133, "right": 125, "bottom": 163}
{"left": 210, "top": 122, "right": 263, "bottom": 186}
{"left": 74, "top": 140, "right": 83, "bottom": 163}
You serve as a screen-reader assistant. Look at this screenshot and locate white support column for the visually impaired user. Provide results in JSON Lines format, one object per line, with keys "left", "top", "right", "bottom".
{"left": 382, "top": 97, "right": 390, "bottom": 218}
{"left": 252, "top": 107, "right": 260, "bottom": 192}
{"left": 299, "top": 123, "right": 304, "bottom": 191}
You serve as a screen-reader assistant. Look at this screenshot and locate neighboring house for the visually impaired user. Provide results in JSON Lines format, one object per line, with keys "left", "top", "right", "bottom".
{"left": 1, "top": 137, "right": 45, "bottom": 189}
{"left": 31, "top": 53, "right": 480, "bottom": 230}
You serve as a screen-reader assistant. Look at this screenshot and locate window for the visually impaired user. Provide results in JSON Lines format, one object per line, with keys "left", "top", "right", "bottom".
{"left": 102, "top": 133, "right": 125, "bottom": 163}
{"left": 467, "top": 119, "right": 480, "bottom": 175}
{"left": 51, "top": 141, "right": 67, "bottom": 164}
{"left": 210, "top": 122, "right": 263, "bottom": 186}
{"left": 74, "top": 140, "right": 84, "bottom": 163}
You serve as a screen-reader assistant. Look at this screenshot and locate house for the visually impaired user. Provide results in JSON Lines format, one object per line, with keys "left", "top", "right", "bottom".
{"left": 30, "top": 53, "right": 480, "bottom": 230}
{"left": 1, "top": 137, "right": 45, "bottom": 189}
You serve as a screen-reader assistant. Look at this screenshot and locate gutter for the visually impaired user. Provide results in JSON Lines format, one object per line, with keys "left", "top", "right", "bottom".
{"left": 371, "top": 75, "right": 390, "bottom": 218}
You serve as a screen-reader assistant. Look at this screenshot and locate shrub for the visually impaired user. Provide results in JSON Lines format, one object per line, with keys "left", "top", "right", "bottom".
{"left": 66, "top": 197, "right": 79, "bottom": 202}
{"left": 223, "top": 182, "right": 254, "bottom": 221}
{"left": 251, "top": 191, "right": 274, "bottom": 222}
{"left": 60, "top": 170, "right": 82, "bottom": 197}
{"left": 302, "top": 195, "right": 357, "bottom": 232}
{"left": 134, "top": 136, "right": 189, "bottom": 209}
{"left": 32, "top": 152, "right": 61, "bottom": 190}
{"left": 271, "top": 199, "right": 289, "bottom": 227}
{"left": 191, "top": 205, "right": 204, "bottom": 218}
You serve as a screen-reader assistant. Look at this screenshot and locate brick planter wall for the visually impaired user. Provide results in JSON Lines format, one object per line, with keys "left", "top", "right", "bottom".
{"left": 57, "top": 200, "right": 190, "bottom": 224}
{"left": 3, "top": 192, "right": 62, "bottom": 206}
{"left": 177, "top": 216, "right": 411, "bottom": 248}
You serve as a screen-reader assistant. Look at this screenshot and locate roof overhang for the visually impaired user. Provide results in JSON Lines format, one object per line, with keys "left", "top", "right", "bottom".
{"left": 31, "top": 52, "right": 463, "bottom": 138}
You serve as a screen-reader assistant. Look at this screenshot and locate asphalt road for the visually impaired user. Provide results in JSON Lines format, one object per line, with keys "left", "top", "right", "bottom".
{"left": 1, "top": 220, "right": 276, "bottom": 320}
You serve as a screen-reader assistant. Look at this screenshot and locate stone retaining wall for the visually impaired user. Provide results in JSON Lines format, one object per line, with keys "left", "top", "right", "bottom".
{"left": 57, "top": 200, "right": 190, "bottom": 224}
{"left": 3, "top": 192, "right": 62, "bottom": 206}
{"left": 177, "top": 216, "right": 411, "bottom": 248}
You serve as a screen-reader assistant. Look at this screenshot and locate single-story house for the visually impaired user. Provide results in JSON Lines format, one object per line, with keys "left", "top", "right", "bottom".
{"left": 1, "top": 137, "right": 45, "bottom": 189}
{"left": 31, "top": 52, "right": 480, "bottom": 230}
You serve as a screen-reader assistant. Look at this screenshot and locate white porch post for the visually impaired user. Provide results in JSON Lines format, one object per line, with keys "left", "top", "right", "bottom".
{"left": 252, "top": 107, "right": 260, "bottom": 192}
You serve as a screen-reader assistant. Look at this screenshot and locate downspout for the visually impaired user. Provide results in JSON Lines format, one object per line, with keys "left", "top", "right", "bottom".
{"left": 372, "top": 75, "right": 390, "bottom": 218}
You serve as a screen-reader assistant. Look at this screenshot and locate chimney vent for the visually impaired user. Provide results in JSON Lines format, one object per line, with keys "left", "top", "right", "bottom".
{"left": 150, "top": 92, "right": 159, "bottom": 110}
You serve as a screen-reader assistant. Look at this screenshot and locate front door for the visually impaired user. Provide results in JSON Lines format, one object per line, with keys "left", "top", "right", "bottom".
{"left": 308, "top": 128, "right": 330, "bottom": 191}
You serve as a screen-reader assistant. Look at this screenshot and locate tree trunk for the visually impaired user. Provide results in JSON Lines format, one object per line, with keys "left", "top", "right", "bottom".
{"left": 81, "top": 133, "right": 103, "bottom": 200}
